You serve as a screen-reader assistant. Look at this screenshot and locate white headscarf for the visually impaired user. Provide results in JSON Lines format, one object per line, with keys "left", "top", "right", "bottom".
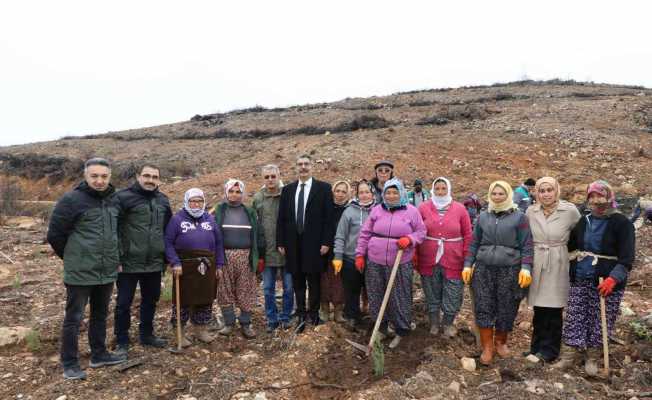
{"left": 224, "top": 178, "right": 246, "bottom": 205}
{"left": 430, "top": 177, "right": 453, "bottom": 210}
{"left": 183, "top": 188, "right": 205, "bottom": 218}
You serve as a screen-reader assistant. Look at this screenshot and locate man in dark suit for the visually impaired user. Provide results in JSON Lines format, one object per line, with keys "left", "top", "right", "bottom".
{"left": 276, "top": 155, "right": 335, "bottom": 332}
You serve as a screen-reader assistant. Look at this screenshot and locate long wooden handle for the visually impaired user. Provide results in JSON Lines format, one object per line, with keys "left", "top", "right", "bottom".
{"left": 468, "top": 285, "right": 481, "bottom": 348}
{"left": 367, "top": 249, "right": 404, "bottom": 351}
{"left": 175, "top": 272, "right": 182, "bottom": 351}
{"left": 599, "top": 277, "right": 609, "bottom": 374}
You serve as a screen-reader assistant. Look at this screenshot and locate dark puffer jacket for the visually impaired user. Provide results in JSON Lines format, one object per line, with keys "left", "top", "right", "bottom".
{"left": 47, "top": 181, "right": 122, "bottom": 285}
{"left": 115, "top": 182, "right": 172, "bottom": 273}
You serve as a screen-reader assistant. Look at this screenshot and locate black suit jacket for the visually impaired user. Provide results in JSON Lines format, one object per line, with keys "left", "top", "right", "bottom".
{"left": 276, "top": 178, "right": 334, "bottom": 274}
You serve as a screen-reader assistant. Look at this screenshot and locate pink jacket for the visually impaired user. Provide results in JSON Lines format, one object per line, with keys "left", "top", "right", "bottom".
{"left": 356, "top": 204, "right": 426, "bottom": 267}
{"left": 416, "top": 201, "right": 472, "bottom": 279}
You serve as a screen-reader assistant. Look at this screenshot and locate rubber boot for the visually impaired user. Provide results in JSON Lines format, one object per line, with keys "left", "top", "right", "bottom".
{"left": 584, "top": 348, "right": 600, "bottom": 376}
{"left": 429, "top": 313, "right": 440, "bottom": 336}
{"left": 319, "top": 302, "right": 330, "bottom": 322}
{"left": 479, "top": 327, "right": 495, "bottom": 366}
{"left": 494, "top": 330, "right": 511, "bottom": 358}
{"left": 195, "top": 325, "right": 216, "bottom": 343}
{"left": 552, "top": 344, "right": 580, "bottom": 370}
{"left": 171, "top": 325, "right": 192, "bottom": 348}
{"left": 334, "top": 305, "right": 346, "bottom": 323}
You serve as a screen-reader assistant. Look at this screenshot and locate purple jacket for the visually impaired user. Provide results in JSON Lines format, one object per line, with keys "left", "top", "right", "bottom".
{"left": 356, "top": 204, "right": 426, "bottom": 266}
{"left": 164, "top": 209, "right": 225, "bottom": 268}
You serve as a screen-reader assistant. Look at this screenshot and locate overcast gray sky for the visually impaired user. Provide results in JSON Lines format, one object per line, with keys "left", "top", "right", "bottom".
{"left": 1, "top": 0, "right": 651, "bottom": 146}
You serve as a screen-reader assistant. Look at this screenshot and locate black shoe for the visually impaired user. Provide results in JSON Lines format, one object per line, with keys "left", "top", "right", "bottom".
{"left": 89, "top": 352, "right": 127, "bottom": 368}
{"left": 140, "top": 335, "right": 167, "bottom": 348}
{"left": 294, "top": 317, "right": 306, "bottom": 334}
{"left": 114, "top": 343, "right": 129, "bottom": 358}
{"left": 309, "top": 315, "right": 323, "bottom": 326}
{"left": 346, "top": 318, "right": 359, "bottom": 331}
{"left": 63, "top": 365, "right": 87, "bottom": 380}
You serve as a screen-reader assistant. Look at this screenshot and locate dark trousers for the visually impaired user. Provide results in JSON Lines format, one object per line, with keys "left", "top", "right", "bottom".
{"left": 471, "top": 264, "right": 523, "bottom": 331}
{"left": 341, "top": 258, "right": 364, "bottom": 321}
{"left": 61, "top": 282, "right": 113, "bottom": 368}
{"left": 290, "top": 233, "right": 322, "bottom": 322}
{"left": 293, "top": 270, "right": 321, "bottom": 322}
{"left": 114, "top": 271, "right": 162, "bottom": 345}
{"left": 530, "top": 306, "right": 563, "bottom": 361}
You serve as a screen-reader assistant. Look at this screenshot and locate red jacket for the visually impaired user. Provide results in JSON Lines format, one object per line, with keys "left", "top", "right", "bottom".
{"left": 416, "top": 200, "right": 472, "bottom": 279}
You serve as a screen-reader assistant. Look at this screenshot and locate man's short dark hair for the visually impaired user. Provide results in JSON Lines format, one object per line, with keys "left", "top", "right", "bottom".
{"left": 84, "top": 157, "right": 111, "bottom": 170}
{"left": 524, "top": 178, "right": 536, "bottom": 186}
{"left": 297, "top": 154, "right": 312, "bottom": 162}
{"left": 138, "top": 163, "right": 161, "bottom": 176}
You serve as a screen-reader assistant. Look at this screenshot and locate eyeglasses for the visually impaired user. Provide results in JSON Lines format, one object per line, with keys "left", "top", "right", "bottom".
{"left": 188, "top": 199, "right": 204, "bottom": 204}
{"left": 376, "top": 168, "right": 392, "bottom": 173}
{"left": 264, "top": 175, "right": 277, "bottom": 179}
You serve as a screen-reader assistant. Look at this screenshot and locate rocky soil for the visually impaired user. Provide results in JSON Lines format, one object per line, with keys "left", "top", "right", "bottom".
{"left": 0, "top": 80, "right": 651, "bottom": 399}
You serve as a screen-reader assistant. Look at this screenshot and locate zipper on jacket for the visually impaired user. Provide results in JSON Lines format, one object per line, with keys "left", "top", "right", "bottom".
{"left": 146, "top": 198, "right": 154, "bottom": 266}
{"left": 101, "top": 199, "right": 106, "bottom": 282}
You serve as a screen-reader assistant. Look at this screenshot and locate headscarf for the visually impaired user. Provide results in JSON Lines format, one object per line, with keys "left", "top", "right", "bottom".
{"left": 487, "top": 180, "right": 517, "bottom": 213}
{"left": 534, "top": 177, "right": 561, "bottom": 211}
{"left": 332, "top": 180, "right": 352, "bottom": 206}
{"left": 355, "top": 179, "right": 375, "bottom": 208}
{"left": 587, "top": 180, "right": 617, "bottom": 216}
{"left": 463, "top": 193, "right": 482, "bottom": 210}
{"left": 183, "top": 188, "right": 206, "bottom": 218}
{"left": 224, "top": 178, "right": 246, "bottom": 205}
{"left": 430, "top": 177, "right": 453, "bottom": 210}
{"left": 382, "top": 178, "right": 408, "bottom": 210}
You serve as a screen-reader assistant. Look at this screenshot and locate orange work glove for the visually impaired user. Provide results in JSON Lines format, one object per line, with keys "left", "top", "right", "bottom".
{"left": 397, "top": 236, "right": 411, "bottom": 249}
{"left": 355, "top": 256, "right": 366, "bottom": 272}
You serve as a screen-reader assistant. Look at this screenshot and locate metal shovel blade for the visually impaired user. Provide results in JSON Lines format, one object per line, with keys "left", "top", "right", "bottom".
{"left": 346, "top": 338, "right": 370, "bottom": 355}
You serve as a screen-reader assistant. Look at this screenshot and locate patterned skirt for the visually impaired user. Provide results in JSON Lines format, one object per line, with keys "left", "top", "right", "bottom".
{"left": 217, "top": 249, "right": 257, "bottom": 312}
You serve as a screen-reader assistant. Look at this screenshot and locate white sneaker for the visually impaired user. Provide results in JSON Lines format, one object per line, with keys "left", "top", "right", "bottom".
{"left": 388, "top": 336, "right": 402, "bottom": 349}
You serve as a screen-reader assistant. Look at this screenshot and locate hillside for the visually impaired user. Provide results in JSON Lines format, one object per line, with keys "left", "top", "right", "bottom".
{"left": 0, "top": 80, "right": 651, "bottom": 400}
{"left": 1, "top": 80, "right": 651, "bottom": 206}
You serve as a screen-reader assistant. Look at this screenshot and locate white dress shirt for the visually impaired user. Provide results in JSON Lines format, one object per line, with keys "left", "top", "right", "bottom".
{"left": 294, "top": 177, "right": 313, "bottom": 222}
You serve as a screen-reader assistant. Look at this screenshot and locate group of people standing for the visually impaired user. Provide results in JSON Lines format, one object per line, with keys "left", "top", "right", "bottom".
{"left": 47, "top": 156, "right": 636, "bottom": 380}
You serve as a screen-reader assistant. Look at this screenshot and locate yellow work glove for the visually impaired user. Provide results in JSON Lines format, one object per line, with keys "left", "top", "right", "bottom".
{"left": 462, "top": 267, "right": 473, "bottom": 285}
{"left": 518, "top": 269, "right": 532, "bottom": 288}
{"left": 332, "top": 259, "right": 343, "bottom": 275}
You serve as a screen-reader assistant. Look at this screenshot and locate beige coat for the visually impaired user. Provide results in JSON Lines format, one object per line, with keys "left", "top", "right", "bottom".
{"left": 526, "top": 200, "right": 581, "bottom": 308}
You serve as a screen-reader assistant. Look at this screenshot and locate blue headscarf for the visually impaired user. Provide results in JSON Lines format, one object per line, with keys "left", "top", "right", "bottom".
{"left": 382, "top": 178, "right": 408, "bottom": 210}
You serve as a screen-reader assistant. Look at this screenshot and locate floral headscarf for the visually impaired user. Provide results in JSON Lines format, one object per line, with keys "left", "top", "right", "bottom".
{"left": 224, "top": 178, "right": 246, "bottom": 205}
{"left": 587, "top": 180, "right": 617, "bottom": 216}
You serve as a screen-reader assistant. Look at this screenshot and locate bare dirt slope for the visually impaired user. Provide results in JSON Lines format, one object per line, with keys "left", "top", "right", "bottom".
{"left": 0, "top": 81, "right": 651, "bottom": 399}
{"left": 1, "top": 80, "right": 651, "bottom": 205}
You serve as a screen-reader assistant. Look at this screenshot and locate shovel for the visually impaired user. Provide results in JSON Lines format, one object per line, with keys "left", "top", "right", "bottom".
{"left": 346, "top": 249, "right": 404, "bottom": 356}
{"left": 467, "top": 284, "right": 481, "bottom": 348}
{"left": 167, "top": 271, "right": 184, "bottom": 354}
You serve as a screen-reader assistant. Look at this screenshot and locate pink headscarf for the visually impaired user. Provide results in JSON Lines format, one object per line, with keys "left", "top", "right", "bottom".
{"left": 586, "top": 180, "right": 617, "bottom": 216}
